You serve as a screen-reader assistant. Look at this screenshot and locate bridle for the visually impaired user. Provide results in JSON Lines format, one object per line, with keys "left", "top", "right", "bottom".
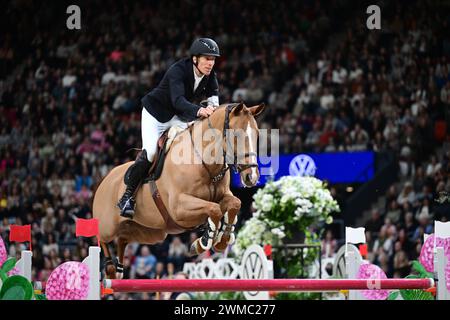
{"left": 189, "top": 103, "right": 258, "bottom": 200}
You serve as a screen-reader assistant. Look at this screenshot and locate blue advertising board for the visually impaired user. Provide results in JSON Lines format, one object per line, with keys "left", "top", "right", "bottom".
{"left": 232, "top": 152, "right": 375, "bottom": 188}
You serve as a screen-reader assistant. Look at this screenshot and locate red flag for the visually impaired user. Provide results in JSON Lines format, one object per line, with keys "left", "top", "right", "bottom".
{"left": 264, "top": 244, "right": 272, "bottom": 258}
{"left": 359, "top": 244, "right": 368, "bottom": 257}
{"left": 9, "top": 225, "right": 32, "bottom": 251}
{"left": 76, "top": 218, "right": 99, "bottom": 246}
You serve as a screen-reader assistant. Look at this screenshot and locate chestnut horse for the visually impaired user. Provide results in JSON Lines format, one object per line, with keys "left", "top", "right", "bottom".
{"left": 92, "top": 102, "right": 266, "bottom": 279}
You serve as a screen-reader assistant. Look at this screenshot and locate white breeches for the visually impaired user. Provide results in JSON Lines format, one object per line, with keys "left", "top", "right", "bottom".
{"left": 141, "top": 107, "right": 189, "bottom": 161}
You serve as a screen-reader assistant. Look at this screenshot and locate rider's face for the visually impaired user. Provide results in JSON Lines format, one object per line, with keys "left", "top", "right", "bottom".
{"left": 194, "top": 55, "right": 216, "bottom": 76}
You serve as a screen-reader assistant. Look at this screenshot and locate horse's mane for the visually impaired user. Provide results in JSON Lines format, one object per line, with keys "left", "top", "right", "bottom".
{"left": 190, "top": 103, "right": 240, "bottom": 127}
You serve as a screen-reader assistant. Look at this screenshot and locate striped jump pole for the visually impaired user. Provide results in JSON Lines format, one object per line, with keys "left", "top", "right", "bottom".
{"left": 104, "top": 278, "right": 434, "bottom": 293}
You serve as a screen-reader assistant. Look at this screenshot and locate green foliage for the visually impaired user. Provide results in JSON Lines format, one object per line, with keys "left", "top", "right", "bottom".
{"left": 274, "top": 229, "right": 321, "bottom": 279}
{"left": 388, "top": 260, "right": 435, "bottom": 300}
{"left": 34, "top": 294, "right": 47, "bottom": 300}
{"left": 0, "top": 258, "right": 36, "bottom": 301}
{"left": 399, "top": 275, "right": 434, "bottom": 300}
{"left": 0, "top": 257, "right": 17, "bottom": 282}
{"left": 0, "top": 275, "right": 34, "bottom": 300}
{"left": 387, "top": 291, "right": 399, "bottom": 300}
{"left": 411, "top": 260, "right": 433, "bottom": 278}
{"left": 1, "top": 258, "right": 17, "bottom": 275}
{"left": 271, "top": 231, "right": 322, "bottom": 300}
{"left": 275, "top": 292, "right": 322, "bottom": 300}
{"left": 193, "top": 291, "right": 245, "bottom": 300}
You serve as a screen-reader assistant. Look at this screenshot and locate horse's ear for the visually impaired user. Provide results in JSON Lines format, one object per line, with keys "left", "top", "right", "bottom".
{"left": 248, "top": 103, "right": 266, "bottom": 118}
{"left": 232, "top": 102, "right": 245, "bottom": 115}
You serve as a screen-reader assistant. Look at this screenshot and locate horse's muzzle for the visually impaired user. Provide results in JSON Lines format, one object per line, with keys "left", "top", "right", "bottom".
{"left": 241, "top": 167, "right": 259, "bottom": 187}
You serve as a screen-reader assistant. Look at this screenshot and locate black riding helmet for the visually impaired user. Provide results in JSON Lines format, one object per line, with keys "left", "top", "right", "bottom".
{"left": 189, "top": 38, "right": 221, "bottom": 57}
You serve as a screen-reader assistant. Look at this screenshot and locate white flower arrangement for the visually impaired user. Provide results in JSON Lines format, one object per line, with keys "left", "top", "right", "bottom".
{"left": 234, "top": 176, "right": 340, "bottom": 257}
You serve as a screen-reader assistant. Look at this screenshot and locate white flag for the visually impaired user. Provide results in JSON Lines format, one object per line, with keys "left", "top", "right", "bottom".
{"left": 435, "top": 221, "right": 450, "bottom": 239}
{"left": 345, "top": 227, "right": 366, "bottom": 244}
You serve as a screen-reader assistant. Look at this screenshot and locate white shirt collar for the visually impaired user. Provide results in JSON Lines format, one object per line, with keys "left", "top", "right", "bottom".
{"left": 193, "top": 65, "right": 205, "bottom": 91}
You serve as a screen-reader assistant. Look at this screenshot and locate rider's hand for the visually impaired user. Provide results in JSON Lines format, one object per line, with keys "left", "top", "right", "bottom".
{"left": 197, "top": 106, "right": 215, "bottom": 118}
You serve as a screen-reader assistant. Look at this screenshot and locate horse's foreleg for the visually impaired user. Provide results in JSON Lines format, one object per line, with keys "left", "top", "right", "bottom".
{"left": 174, "top": 193, "right": 223, "bottom": 255}
{"left": 213, "top": 194, "right": 241, "bottom": 252}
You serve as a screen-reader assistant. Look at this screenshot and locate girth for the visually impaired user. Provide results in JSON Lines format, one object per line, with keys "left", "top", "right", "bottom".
{"left": 148, "top": 180, "right": 196, "bottom": 233}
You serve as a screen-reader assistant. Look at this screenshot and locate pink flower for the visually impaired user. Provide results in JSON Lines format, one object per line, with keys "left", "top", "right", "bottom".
{"left": 0, "top": 237, "right": 20, "bottom": 276}
{"left": 446, "top": 262, "right": 450, "bottom": 292}
{"left": 419, "top": 234, "right": 450, "bottom": 273}
{"left": 0, "top": 237, "right": 8, "bottom": 266}
{"left": 46, "top": 262, "right": 90, "bottom": 300}
{"left": 357, "top": 263, "right": 390, "bottom": 300}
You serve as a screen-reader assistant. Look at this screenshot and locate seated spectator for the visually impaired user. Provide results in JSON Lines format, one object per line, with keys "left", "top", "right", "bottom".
{"left": 365, "top": 208, "right": 384, "bottom": 235}
{"left": 37, "top": 256, "right": 53, "bottom": 282}
{"left": 385, "top": 200, "right": 402, "bottom": 225}
{"left": 412, "top": 210, "right": 433, "bottom": 242}
{"left": 397, "top": 182, "right": 416, "bottom": 206}
{"left": 154, "top": 262, "right": 167, "bottom": 279}
{"left": 167, "top": 236, "right": 188, "bottom": 271}
{"left": 40, "top": 208, "right": 56, "bottom": 235}
{"left": 164, "top": 262, "right": 175, "bottom": 279}
{"left": 42, "top": 233, "right": 59, "bottom": 256}
{"left": 132, "top": 245, "right": 157, "bottom": 279}
{"left": 321, "top": 230, "right": 337, "bottom": 258}
{"left": 425, "top": 155, "right": 442, "bottom": 177}
{"left": 61, "top": 247, "right": 72, "bottom": 263}
{"left": 48, "top": 248, "right": 61, "bottom": 268}
{"left": 393, "top": 241, "right": 410, "bottom": 278}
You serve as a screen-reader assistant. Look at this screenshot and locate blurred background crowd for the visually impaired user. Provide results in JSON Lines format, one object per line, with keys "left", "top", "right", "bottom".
{"left": 0, "top": 0, "right": 449, "bottom": 299}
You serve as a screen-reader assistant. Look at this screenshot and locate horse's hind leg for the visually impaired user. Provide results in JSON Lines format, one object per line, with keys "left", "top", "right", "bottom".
{"left": 115, "top": 220, "right": 167, "bottom": 279}
{"left": 101, "top": 242, "right": 117, "bottom": 279}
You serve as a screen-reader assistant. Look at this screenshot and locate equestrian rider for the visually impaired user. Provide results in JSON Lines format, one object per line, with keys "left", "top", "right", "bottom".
{"left": 117, "top": 38, "right": 221, "bottom": 218}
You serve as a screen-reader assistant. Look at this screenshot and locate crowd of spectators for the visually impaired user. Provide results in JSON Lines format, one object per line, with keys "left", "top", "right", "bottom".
{"left": 0, "top": 0, "right": 449, "bottom": 299}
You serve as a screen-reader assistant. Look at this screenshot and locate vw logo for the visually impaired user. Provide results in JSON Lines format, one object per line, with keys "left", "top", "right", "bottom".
{"left": 289, "top": 154, "right": 316, "bottom": 177}
{"left": 241, "top": 245, "right": 270, "bottom": 299}
{"left": 242, "top": 252, "right": 264, "bottom": 280}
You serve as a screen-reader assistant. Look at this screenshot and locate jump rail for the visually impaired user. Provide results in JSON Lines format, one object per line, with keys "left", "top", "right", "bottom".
{"left": 104, "top": 278, "right": 434, "bottom": 293}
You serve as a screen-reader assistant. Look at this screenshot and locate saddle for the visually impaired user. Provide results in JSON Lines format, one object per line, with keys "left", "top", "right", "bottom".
{"left": 144, "top": 126, "right": 192, "bottom": 233}
{"left": 145, "top": 126, "right": 185, "bottom": 181}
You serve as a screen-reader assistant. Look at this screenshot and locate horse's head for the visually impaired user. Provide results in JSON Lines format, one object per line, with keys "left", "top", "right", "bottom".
{"left": 224, "top": 102, "right": 266, "bottom": 187}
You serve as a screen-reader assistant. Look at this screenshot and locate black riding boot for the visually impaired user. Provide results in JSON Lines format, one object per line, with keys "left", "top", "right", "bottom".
{"left": 117, "top": 150, "right": 151, "bottom": 218}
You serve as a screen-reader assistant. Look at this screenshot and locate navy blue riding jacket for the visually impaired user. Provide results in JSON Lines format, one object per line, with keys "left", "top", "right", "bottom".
{"left": 141, "top": 57, "right": 219, "bottom": 122}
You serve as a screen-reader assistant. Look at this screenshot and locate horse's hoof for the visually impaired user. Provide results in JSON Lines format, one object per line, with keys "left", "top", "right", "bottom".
{"left": 213, "top": 234, "right": 229, "bottom": 252}
{"left": 213, "top": 232, "right": 235, "bottom": 252}
{"left": 115, "top": 272, "right": 124, "bottom": 280}
{"left": 105, "top": 264, "right": 117, "bottom": 279}
{"left": 190, "top": 239, "right": 207, "bottom": 256}
{"left": 213, "top": 212, "right": 237, "bottom": 252}
{"left": 189, "top": 243, "right": 199, "bottom": 257}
